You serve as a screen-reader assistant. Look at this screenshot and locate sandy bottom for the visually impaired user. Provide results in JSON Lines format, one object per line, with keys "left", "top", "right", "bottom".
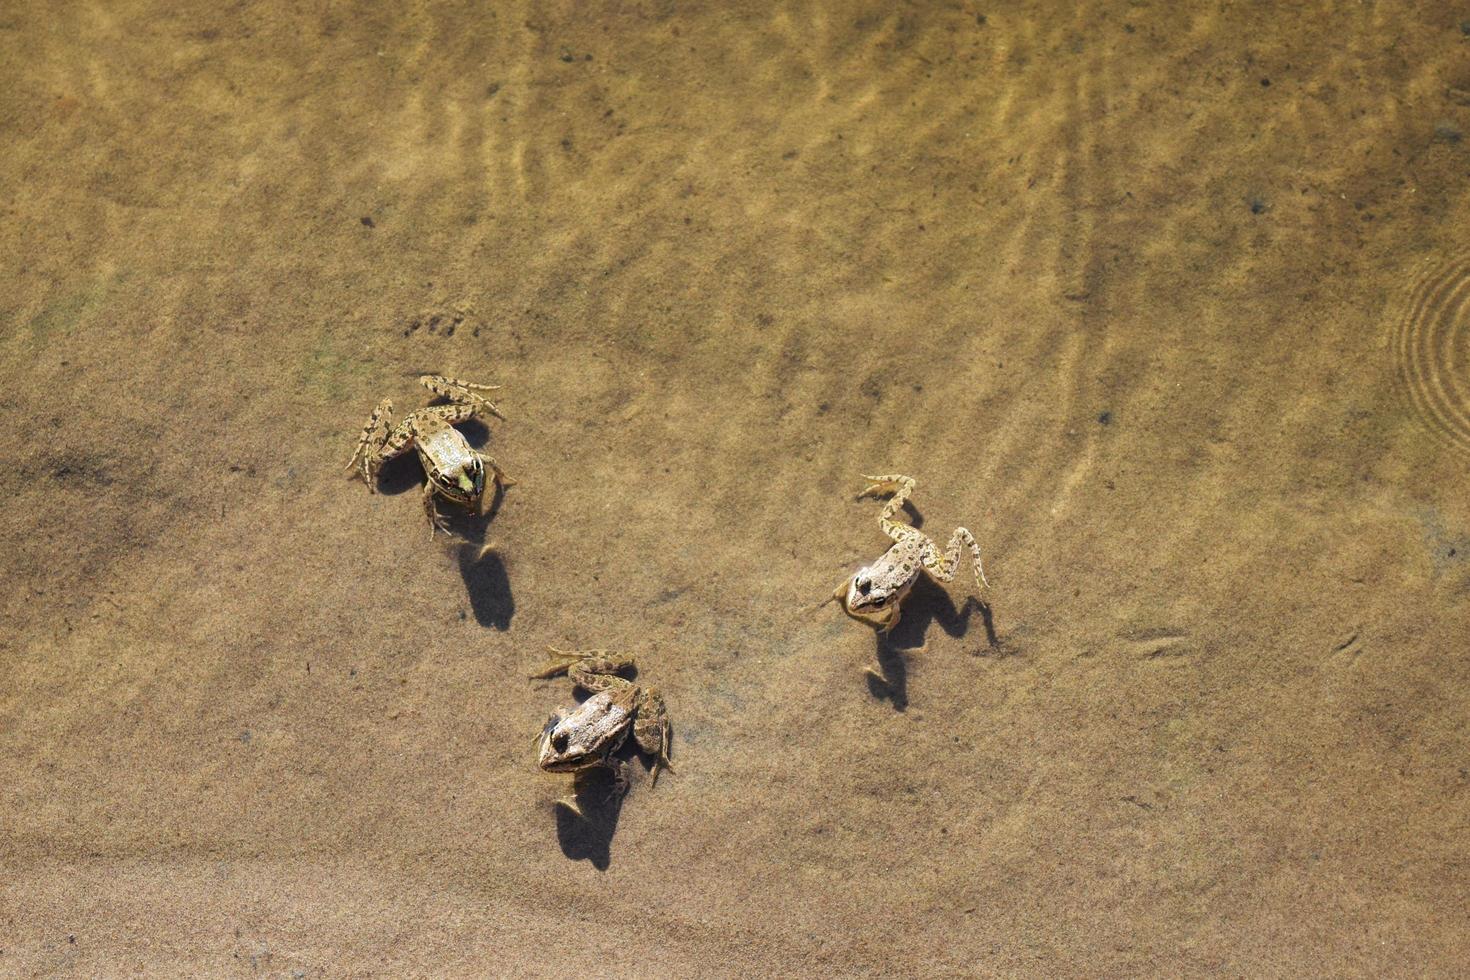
{"left": 4, "top": 1, "right": 1470, "bottom": 975}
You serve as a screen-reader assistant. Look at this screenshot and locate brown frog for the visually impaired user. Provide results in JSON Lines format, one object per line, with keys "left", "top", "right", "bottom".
{"left": 832, "top": 474, "right": 989, "bottom": 632}
{"left": 532, "top": 649, "right": 671, "bottom": 804}
{"left": 347, "top": 374, "right": 514, "bottom": 537}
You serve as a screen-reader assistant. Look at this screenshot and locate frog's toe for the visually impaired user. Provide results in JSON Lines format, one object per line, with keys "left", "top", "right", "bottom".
{"left": 553, "top": 795, "right": 586, "bottom": 818}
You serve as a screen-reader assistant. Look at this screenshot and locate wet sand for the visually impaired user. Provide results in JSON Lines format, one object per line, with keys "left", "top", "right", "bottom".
{"left": 3, "top": 1, "right": 1469, "bottom": 975}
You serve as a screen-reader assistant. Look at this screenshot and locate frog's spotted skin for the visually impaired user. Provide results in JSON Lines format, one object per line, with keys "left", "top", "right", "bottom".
{"left": 347, "top": 375, "right": 514, "bottom": 537}
{"left": 533, "top": 649, "right": 671, "bottom": 802}
{"left": 833, "top": 474, "right": 988, "bottom": 632}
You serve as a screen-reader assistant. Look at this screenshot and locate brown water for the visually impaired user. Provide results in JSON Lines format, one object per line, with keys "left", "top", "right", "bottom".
{"left": 4, "top": 2, "right": 1469, "bottom": 975}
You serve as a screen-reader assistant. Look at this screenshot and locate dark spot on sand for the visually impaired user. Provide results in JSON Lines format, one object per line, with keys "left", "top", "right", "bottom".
{"left": 1432, "top": 123, "right": 1462, "bottom": 144}
{"left": 360, "top": 215, "right": 374, "bottom": 228}
{"left": 1250, "top": 197, "right": 1269, "bottom": 214}
{"left": 782, "top": 149, "right": 798, "bottom": 160}
{"left": 1260, "top": 77, "right": 1270, "bottom": 87}
{"left": 1098, "top": 410, "right": 1112, "bottom": 425}
{"left": 486, "top": 82, "right": 500, "bottom": 97}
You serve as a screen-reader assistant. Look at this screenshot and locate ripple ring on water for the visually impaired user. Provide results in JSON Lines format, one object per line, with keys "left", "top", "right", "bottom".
{"left": 1392, "top": 253, "right": 1470, "bottom": 456}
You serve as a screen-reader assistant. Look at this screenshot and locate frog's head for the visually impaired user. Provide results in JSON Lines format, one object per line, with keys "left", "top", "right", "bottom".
{"left": 441, "top": 458, "right": 486, "bottom": 505}
{"left": 537, "top": 693, "right": 627, "bottom": 773}
{"left": 839, "top": 566, "right": 904, "bottom": 625}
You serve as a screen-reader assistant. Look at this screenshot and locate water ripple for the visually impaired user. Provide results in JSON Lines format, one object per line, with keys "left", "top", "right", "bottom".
{"left": 1393, "top": 252, "right": 1470, "bottom": 456}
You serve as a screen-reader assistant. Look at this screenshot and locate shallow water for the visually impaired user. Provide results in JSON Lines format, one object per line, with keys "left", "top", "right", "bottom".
{"left": 3, "top": 2, "right": 1469, "bottom": 975}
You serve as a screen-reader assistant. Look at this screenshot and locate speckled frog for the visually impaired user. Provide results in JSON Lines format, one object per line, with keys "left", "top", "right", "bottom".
{"left": 832, "top": 474, "right": 989, "bottom": 632}
{"left": 533, "top": 649, "right": 671, "bottom": 800}
{"left": 347, "top": 374, "right": 514, "bottom": 537}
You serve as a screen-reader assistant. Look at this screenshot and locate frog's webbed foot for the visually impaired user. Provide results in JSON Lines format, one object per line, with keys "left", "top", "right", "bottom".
{"left": 419, "top": 374, "right": 506, "bottom": 420}
{"left": 821, "top": 579, "right": 849, "bottom": 613}
{"left": 478, "top": 451, "right": 516, "bottom": 489}
{"left": 922, "top": 527, "right": 989, "bottom": 590}
{"left": 421, "top": 483, "right": 450, "bottom": 539}
{"left": 609, "top": 759, "right": 632, "bottom": 799}
{"left": 878, "top": 603, "right": 902, "bottom": 633}
{"left": 633, "top": 688, "right": 672, "bottom": 787}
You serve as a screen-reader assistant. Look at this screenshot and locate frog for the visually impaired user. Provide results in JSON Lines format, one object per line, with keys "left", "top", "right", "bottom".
{"left": 532, "top": 648, "right": 671, "bottom": 802}
{"left": 832, "top": 474, "right": 989, "bottom": 632}
{"left": 347, "top": 374, "right": 515, "bottom": 537}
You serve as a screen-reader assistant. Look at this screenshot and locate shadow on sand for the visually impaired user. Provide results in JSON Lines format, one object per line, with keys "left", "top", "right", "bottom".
{"left": 865, "top": 578, "right": 1000, "bottom": 711}
{"left": 552, "top": 767, "right": 626, "bottom": 871}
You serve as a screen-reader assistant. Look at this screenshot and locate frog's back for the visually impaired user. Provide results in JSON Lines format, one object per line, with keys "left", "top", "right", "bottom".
{"left": 415, "top": 415, "right": 477, "bottom": 475}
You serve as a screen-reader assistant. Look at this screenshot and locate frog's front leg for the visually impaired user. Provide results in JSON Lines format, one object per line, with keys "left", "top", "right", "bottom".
{"left": 921, "top": 527, "right": 989, "bottom": 590}
{"left": 421, "top": 482, "right": 450, "bottom": 538}
{"left": 478, "top": 451, "right": 516, "bottom": 489}
{"left": 419, "top": 374, "right": 505, "bottom": 420}
{"left": 633, "top": 687, "right": 672, "bottom": 786}
{"left": 348, "top": 399, "right": 415, "bottom": 488}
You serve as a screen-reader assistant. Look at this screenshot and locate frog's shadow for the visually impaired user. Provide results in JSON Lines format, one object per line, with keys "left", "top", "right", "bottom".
{"left": 867, "top": 578, "right": 997, "bottom": 711}
{"left": 553, "top": 767, "right": 625, "bottom": 870}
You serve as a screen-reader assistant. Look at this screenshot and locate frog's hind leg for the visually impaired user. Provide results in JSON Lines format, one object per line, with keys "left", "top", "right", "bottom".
{"left": 633, "top": 688, "right": 672, "bottom": 787}
{"left": 533, "top": 648, "right": 636, "bottom": 691}
{"left": 921, "top": 527, "right": 990, "bottom": 590}
{"left": 419, "top": 374, "right": 505, "bottom": 420}
{"left": 347, "top": 400, "right": 416, "bottom": 489}
{"left": 859, "top": 473, "right": 919, "bottom": 539}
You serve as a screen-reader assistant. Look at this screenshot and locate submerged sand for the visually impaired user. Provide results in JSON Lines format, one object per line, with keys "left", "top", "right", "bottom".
{"left": 3, "top": 1, "right": 1469, "bottom": 975}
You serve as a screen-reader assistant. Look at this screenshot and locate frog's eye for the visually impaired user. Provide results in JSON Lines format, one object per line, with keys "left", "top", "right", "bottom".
{"left": 856, "top": 579, "right": 872, "bottom": 596}
{"left": 551, "top": 731, "right": 570, "bottom": 753}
